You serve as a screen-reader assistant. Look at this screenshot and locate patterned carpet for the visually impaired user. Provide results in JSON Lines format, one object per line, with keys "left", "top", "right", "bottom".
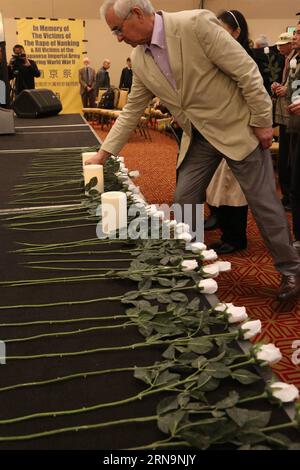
{"left": 93, "top": 123, "right": 300, "bottom": 389}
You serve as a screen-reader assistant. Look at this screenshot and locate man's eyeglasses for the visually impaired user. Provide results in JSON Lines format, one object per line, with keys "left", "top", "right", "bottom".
{"left": 111, "top": 11, "right": 132, "bottom": 36}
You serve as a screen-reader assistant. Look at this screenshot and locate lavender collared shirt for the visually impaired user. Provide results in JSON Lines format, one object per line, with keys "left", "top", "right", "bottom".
{"left": 143, "top": 13, "right": 177, "bottom": 90}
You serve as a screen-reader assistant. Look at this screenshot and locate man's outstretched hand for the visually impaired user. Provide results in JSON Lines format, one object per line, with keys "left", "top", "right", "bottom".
{"left": 85, "top": 149, "right": 111, "bottom": 165}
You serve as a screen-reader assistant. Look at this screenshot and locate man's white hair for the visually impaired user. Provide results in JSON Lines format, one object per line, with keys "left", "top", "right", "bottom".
{"left": 100, "top": 0, "right": 155, "bottom": 20}
{"left": 255, "top": 34, "right": 269, "bottom": 48}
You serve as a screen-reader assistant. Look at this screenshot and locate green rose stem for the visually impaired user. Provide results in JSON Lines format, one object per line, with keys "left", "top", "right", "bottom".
{"left": 0, "top": 415, "right": 157, "bottom": 442}
{"left": 4, "top": 332, "right": 223, "bottom": 361}
{"left": 0, "top": 285, "right": 199, "bottom": 311}
{"left": 127, "top": 438, "right": 190, "bottom": 450}
{"left": 11, "top": 180, "right": 82, "bottom": 196}
{"left": 0, "top": 363, "right": 171, "bottom": 394}
{"left": 0, "top": 266, "right": 191, "bottom": 287}
{"left": 0, "top": 304, "right": 211, "bottom": 327}
{"left": 9, "top": 222, "right": 99, "bottom": 232}
{"left": 262, "top": 421, "right": 298, "bottom": 434}
{"left": 3, "top": 322, "right": 136, "bottom": 343}
{"left": 2, "top": 310, "right": 206, "bottom": 343}
{"left": 4, "top": 209, "right": 88, "bottom": 222}
{"left": 3, "top": 209, "right": 87, "bottom": 222}
{"left": 8, "top": 215, "right": 99, "bottom": 227}
{"left": 0, "top": 313, "right": 135, "bottom": 327}
{"left": 0, "top": 370, "right": 201, "bottom": 425}
{"left": 19, "top": 249, "right": 162, "bottom": 256}
{"left": 13, "top": 238, "right": 132, "bottom": 253}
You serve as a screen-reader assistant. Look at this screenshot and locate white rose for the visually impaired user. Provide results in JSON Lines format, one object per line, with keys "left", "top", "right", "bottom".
{"left": 132, "top": 198, "right": 145, "bottom": 206}
{"left": 177, "top": 232, "right": 193, "bottom": 243}
{"left": 214, "top": 302, "right": 234, "bottom": 312}
{"left": 202, "top": 263, "right": 220, "bottom": 278}
{"left": 198, "top": 278, "right": 218, "bottom": 294}
{"left": 214, "top": 303, "right": 248, "bottom": 323}
{"left": 116, "top": 156, "right": 124, "bottom": 163}
{"left": 181, "top": 259, "right": 198, "bottom": 271}
{"left": 175, "top": 223, "right": 190, "bottom": 234}
{"left": 129, "top": 170, "right": 140, "bottom": 178}
{"left": 240, "top": 320, "right": 262, "bottom": 340}
{"left": 134, "top": 202, "right": 146, "bottom": 210}
{"left": 186, "top": 242, "right": 207, "bottom": 253}
{"left": 216, "top": 261, "right": 231, "bottom": 272}
{"left": 145, "top": 205, "right": 158, "bottom": 216}
{"left": 226, "top": 305, "right": 248, "bottom": 323}
{"left": 269, "top": 382, "right": 299, "bottom": 403}
{"left": 201, "top": 249, "right": 218, "bottom": 261}
{"left": 118, "top": 175, "right": 129, "bottom": 182}
{"left": 168, "top": 220, "right": 178, "bottom": 229}
{"left": 152, "top": 211, "right": 165, "bottom": 220}
{"left": 255, "top": 344, "right": 282, "bottom": 365}
{"left": 128, "top": 184, "right": 139, "bottom": 194}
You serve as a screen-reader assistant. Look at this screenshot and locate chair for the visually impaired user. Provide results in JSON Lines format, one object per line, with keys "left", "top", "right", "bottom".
{"left": 83, "top": 88, "right": 129, "bottom": 128}
{"left": 136, "top": 115, "right": 152, "bottom": 141}
{"left": 95, "top": 88, "right": 107, "bottom": 106}
{"left": 106, "top": 89, "right": 129, "bottom": 119}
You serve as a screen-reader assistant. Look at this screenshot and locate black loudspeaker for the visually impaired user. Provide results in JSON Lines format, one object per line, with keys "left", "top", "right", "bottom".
{"left": 13, "top": 89, "right": 62, "bottom": 118}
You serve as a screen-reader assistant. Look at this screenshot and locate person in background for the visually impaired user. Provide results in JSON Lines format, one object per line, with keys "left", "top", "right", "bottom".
{"left": 271, "top": 32, "right": 295, "bottom": 211}
{"left": 79, "top": 57, "right": 96, "bottom": 108}
{"left": 206, "top": 10, "right": 252, "bottom": 254}
{"left": 0, "top": 48, "right": 5, "bottom": 105}
{"left": 87, "top": 0, "right": 300, "bottom": 301}
{"left": 8, "top": 44, "right": 40, "bottom": 97}
{"left": 254, "top": 34, "right": 269, "bottom": 49}
{"left": 119, "top": 57, "right": 133, "bottom": 91}
{"left": 252, "top": 36, "right": 285, "bottom": 96}
{"left": 286, "top": 22, "right": 300, "bottom": 253}
{"left": 95, "top": 58, "right": 111, "bottom": 97}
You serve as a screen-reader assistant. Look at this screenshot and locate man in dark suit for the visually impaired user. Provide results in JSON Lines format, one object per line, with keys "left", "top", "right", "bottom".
{"left": 119, "top": 57, "right": 133, "bottom": 91}
{"left": 79, "top": 57, "right": 96, "bottom": 107}
{"left": 95, "top": 58, "right": 111, "bottom": 97}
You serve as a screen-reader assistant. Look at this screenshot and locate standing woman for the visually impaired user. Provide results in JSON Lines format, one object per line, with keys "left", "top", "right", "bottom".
{"left": 206, "top": 10, "right": 253, "bottom": 254}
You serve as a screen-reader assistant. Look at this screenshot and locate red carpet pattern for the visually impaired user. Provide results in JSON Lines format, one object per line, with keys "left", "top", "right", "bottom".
{"left": 93, "top": 123, "right": 300, "bottom": 389}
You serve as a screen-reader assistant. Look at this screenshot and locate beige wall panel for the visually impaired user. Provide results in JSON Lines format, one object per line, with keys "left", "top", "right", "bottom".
{"left": 205, "top": 0, "right": 300, "bottom": 19}
{"left": 0, "top": 0, "right": 196, "bottom": 18}
{"left": 84, "top": 19, "right": 132, "bottom": 87}
{"left": 1, "top": 1, "right": 299, "bottom": 88}
{"left": 0, "top": 1, "right": 53, "bottom": 18}
{"left": 248, "top": 18, "right": 297, "bottom": 44}
{"left": 0, "top": 0, "right": 299, "bottom": 18}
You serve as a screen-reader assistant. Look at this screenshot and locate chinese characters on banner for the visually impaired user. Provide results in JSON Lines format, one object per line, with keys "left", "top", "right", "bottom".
{"left": 16, "top": 18, "right": 84, "bottom": 113}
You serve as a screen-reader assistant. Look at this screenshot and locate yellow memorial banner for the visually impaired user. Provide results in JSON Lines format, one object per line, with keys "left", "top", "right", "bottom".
{"left": 17, "top": 18, "right": 84, "bottom": 113}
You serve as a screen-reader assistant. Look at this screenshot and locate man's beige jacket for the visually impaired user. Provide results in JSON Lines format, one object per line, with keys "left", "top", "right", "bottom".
{"left": 101, "top": 9, "right": 272, "bottom": 167}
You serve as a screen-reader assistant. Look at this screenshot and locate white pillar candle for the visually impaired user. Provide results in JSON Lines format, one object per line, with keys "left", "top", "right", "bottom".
{"left": 101, "top": 191, "right": 127, "bottom": 235}
{"left": 83, "top": 164, "right": 104, "bottom": 195}
{"left": 82, "top": 152, "right": 98, "bottom": 167}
